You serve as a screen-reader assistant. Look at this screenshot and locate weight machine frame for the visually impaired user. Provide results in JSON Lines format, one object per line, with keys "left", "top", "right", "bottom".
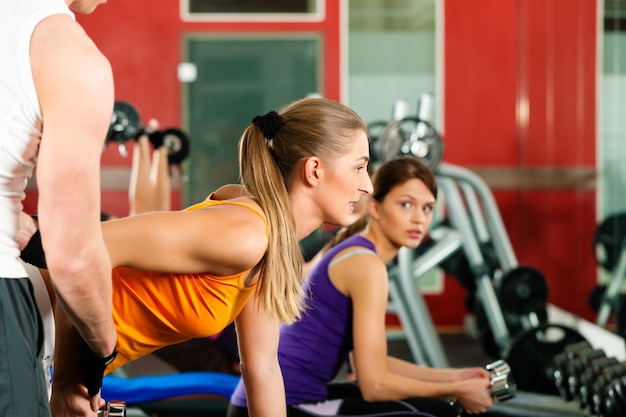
{"left": 596, "top": 239, "right": 626, "bottom": 329}
{"left": 387, "top": 162, "right": 526, "bottom": 367}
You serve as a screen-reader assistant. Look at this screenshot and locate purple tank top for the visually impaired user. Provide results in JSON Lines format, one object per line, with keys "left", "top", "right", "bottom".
{"left": 230, "top": 234, "right": 376, "bottom": 407}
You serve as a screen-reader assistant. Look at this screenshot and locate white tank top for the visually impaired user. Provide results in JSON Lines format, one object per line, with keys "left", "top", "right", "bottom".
{"left": 0, "top": 0, "right": 73, "bottom": 277}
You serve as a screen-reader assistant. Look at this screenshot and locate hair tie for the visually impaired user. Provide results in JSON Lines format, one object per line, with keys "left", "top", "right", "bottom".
{"left": 252, "top": 111, "right": 281, "bottom": 141}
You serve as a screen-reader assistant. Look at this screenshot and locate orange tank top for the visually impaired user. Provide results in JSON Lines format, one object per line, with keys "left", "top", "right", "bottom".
{"left": 107, "top": 197, "right": 267, "bottom": 373}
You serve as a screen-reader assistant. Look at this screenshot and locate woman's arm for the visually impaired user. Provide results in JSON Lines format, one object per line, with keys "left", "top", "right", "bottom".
{"left": 385, "top": 356, "right": 490, "bottom": 383}
{"left": 235, "top": 289, "right": 286, "bottom": 417}
{"left": 338, "top": 255, "right": 493, "bottom": 413}
{"left": 102, "top": 200, "right": 268, "bottom": 277}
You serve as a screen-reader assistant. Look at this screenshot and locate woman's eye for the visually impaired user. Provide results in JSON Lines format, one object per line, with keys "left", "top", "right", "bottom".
{"left": 423, "top": 205, "right": 434, "bottom": 213}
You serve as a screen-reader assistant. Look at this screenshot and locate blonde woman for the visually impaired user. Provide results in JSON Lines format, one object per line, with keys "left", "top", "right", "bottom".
{"left": 22, "top": 97, "right": 373, "bottom": 417}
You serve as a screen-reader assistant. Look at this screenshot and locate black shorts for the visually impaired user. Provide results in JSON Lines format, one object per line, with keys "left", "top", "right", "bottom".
{"left": 0, "top": 277, "right": 50, "bottom": 417}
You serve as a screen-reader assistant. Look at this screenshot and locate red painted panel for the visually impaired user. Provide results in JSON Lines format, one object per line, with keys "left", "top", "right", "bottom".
{"left": 23, "top": 191, "right": 38, "bottom": 214}
{"left": 444, "top": 0, "right": 596, "bottom": 168}
{"left": 443, "top": 0, "right": 519, "bottom": 166}
{"left": 99, "top": 190, "right": 183, "bottom": 220}
{"left": 77, "top": 1, "right": 183, "bottom": 139}
{"left": 494, "top": 189, "right": 597, "bottom": 321}
{"left": 444, "top": 0, "right": 598, "bottom": 326}
{"left": 522, "top": 0, "right": 596, "bottom": 167}
{"left": 101, "top": 191, "right": 132, "bottom": 219}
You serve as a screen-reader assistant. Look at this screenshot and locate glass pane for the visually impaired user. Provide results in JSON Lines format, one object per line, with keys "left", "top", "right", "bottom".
{"left": 600, "top": 0, "right": 626, "bottom": 217}
{"left": 347, "top": 0, "right": 438, "bottom": 125}
{"left": 183, "top": 36, "right": 320, "bottom": 205}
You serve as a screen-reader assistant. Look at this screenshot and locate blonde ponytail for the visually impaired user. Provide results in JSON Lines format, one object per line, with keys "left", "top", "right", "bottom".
{"left": 239, "top": 97, "right": 368, "bottom": 323}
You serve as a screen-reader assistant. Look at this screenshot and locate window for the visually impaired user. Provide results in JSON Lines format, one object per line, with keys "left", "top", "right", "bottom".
{"left": 182, "top": 0, "right": 322, "bottom": 21}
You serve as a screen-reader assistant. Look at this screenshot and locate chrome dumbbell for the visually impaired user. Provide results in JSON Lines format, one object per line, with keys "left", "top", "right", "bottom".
{"left": 486, "top": 359, "right": 517, "bottom": 402}
{"left": 449, "top": 359, "right": 517, "bottom": 413}
{"left": 97, "top": 400, "right": 126, "bottom": 417}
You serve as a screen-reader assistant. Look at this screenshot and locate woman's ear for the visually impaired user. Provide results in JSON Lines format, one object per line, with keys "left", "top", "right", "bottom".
{"left": 302, "top": 156, "right": 322, "bottom": 187}
{"left": 368, "top": 197, "right": 381, "bottom": 221}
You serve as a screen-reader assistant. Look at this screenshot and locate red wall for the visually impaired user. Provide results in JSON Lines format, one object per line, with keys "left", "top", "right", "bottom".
{"left": 434, "top": 0, "right": 598, "bottom": 324}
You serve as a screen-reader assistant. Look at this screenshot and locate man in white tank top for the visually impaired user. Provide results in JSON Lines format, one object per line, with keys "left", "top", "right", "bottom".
{"left": 0, "top": 1, "right": 117, "bottom": 415}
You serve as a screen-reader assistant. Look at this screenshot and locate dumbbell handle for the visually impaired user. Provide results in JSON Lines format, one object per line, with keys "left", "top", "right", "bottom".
{"left": 486, "top": 359, "right": 517, "bottom": 402}
{"left": 449, "top": 360, "right": 517, "bottom": 413}
{"left": 490, "top": 373, "right": 517, "bottom": 401}
{"left": 97, "top": 400, "right": 126, "bottom": 417}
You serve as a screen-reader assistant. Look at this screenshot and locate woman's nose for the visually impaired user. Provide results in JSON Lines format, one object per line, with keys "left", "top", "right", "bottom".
{"left": 360, "top": 175, "right": 374, "bottom": 194}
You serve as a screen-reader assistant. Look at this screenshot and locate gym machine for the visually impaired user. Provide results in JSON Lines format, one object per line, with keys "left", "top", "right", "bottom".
{"left": 589, "top": 213, "right": 626, "bottom": 337}
{"left": 107, "top": 100, "right": 191, "bottom": 167}
{"left": 371, "top": 94, "right": 591, "bottom": 403}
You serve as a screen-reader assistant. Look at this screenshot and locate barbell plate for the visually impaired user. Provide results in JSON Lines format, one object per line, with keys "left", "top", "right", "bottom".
{"left": 592, "top": 213, "right": 626, "bottom": 272}
{"left": 503, "top": 323, "right": 589, "bottom": 396}
{"left": 498, "top": 265, "right": 549, "bottom": 316}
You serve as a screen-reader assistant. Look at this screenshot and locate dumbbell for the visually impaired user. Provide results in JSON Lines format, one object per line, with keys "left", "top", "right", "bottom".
{"left": 590, "top": 362, "right": 626, "bottom": 416}
{"left": 602, "top": 376, "right": 626, "bottom": 417}
{"left": 106, "top": 101, "right": 190, "bottom": 165}
{"left": 107, "top": 101, "right": 142, "bottom": 155}
{"left": 564, "top": 348, "right": 606, "bottom": 402}
{"left": 552, "top": 340, "right": 593, "bottom": 400}
{"left": 449, "top": 359, "right": 517, "bottom": 414}
{"left": 486, "top": 359, "right": 517, "bottom": 401}
{"left": 97, "top": 400, "right": 126, "bottom": 417}
{"left": 578, "top": 355, "right": 619, "bottom": 410}
{"left": 145, "top": 127, "right": 190, "bottom": 166}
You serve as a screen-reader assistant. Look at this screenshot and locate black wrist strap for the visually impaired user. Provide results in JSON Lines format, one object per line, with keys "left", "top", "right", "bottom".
{"left": 81, "top": 340, "right": 118, "bottom": 397}
{"left": 101, "top": 348, "right": 118, "bottom": 367}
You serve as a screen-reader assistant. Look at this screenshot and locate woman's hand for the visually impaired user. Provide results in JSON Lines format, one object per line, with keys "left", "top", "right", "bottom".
{"left": 454, "top": 378, "right": 494, "bottom": 414}
{"left": 50, "top": 380, "right": 105, "bottom": 417}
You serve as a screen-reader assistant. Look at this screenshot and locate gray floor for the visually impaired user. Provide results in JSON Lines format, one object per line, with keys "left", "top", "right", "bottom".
{"left": 389, "top": 331, "right": 493, "bottom": 368}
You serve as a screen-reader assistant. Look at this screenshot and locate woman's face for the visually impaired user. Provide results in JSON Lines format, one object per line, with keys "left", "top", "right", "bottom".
{"left": 316, "top": 129, "right": 373, "bottom": 227}
{"left": 372, "top": 178, "right": 436, "bottom": 249}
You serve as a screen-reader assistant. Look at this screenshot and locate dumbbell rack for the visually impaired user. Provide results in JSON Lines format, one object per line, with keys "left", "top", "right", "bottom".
{"left": 552, "top": 340, "right": 626, "bottom": 417}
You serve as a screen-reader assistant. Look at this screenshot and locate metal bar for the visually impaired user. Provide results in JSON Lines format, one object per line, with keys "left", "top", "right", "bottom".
{"left": 437, "top": 163, "right": 518, "bottom": 272}
{"left": 439, "top": 177, "right": 510, "bottom": 352}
